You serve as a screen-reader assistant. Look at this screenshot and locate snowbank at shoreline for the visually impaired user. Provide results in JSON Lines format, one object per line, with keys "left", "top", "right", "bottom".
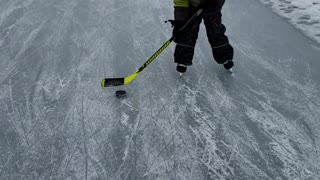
{"left": 260, "top": 0, "right": 320, "bottom": 44}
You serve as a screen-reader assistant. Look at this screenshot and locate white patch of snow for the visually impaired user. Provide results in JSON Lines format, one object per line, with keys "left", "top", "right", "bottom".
{"left": 259, "top": 0, "right": 320, "bottom": 44}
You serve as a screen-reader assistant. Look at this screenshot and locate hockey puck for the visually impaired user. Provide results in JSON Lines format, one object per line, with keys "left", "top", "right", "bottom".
{"left": 115, "top": 90, "right": 126, "bottom": 98}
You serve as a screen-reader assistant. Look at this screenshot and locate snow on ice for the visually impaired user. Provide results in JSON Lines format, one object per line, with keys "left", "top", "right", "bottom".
{"left": 260, "top": 0, "right": 320, "bottom": 43}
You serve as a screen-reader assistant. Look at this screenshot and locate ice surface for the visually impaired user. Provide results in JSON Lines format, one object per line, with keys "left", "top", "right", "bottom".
{"left": 1, "top": 0, "right": 320, "bottom": 179}
{"left": 259, "top": 0, "right": 320, "bottom": 44}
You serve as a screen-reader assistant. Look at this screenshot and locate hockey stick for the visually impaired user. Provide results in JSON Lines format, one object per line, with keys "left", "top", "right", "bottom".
{"left": 101, "top": 9, "right": 203, "bottom": 87}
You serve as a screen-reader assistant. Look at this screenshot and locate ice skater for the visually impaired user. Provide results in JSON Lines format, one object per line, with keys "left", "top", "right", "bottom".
{"left": 172, "top": 0, "right": 234, "bottom": 73}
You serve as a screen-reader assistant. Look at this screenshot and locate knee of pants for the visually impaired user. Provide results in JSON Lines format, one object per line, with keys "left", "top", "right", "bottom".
{"left": 174, "top": 30, "right": 199, "bottom": 46}
{"left": 174, "top": 44, "right": 195, "bottom": 65}
{"left": 212, "top": 44, "right": 234, "bottom": 64}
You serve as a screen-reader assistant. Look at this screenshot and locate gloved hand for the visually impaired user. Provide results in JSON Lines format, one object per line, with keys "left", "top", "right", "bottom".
{"left": 171, "top": 20, "right": 186, "bottom": 37}
{"left": 198, "top": 0, "right": 224, "bottom": 9}
{"left": 166, "top": 19, "right": 186, "bottom": 37}
{"left": 198, "top": 0, "right": 212, "bottom": 9}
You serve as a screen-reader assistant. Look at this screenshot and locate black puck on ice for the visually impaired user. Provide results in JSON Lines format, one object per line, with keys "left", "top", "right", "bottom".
{"left": 115, "top": 90, "right": 126, "bottom": 98}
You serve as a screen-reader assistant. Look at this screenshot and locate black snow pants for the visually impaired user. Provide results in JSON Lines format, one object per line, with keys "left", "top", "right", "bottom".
{"left": 174, "top": 1, "right": 234, "bottom": 66}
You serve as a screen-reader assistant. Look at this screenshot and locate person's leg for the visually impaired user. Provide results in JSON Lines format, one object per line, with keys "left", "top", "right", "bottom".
{"left": 202, "top": 0, "right": 234, "bottom": 67}
{"left": 174, "top": 10, "right": 202, "bottom": 67}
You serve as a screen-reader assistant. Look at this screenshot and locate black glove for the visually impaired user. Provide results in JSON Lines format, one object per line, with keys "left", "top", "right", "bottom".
{"left": 172, "top": 20, "right": 186, "bottom": 37}
{"left": 198, "top": 0, "right": 224, "bottom": 9}
{"left": 166, "top": 20, "right": 186, "bottom": 37}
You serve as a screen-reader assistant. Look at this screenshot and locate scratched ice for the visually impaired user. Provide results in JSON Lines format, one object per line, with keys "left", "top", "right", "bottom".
{"left": 0, "top": 0, "right": 320, "bottom": 179}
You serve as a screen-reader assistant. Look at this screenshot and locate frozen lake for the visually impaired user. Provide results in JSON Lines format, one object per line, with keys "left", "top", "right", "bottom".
{"left": 1, "top": 0, "right": 320, "bottom": 179}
